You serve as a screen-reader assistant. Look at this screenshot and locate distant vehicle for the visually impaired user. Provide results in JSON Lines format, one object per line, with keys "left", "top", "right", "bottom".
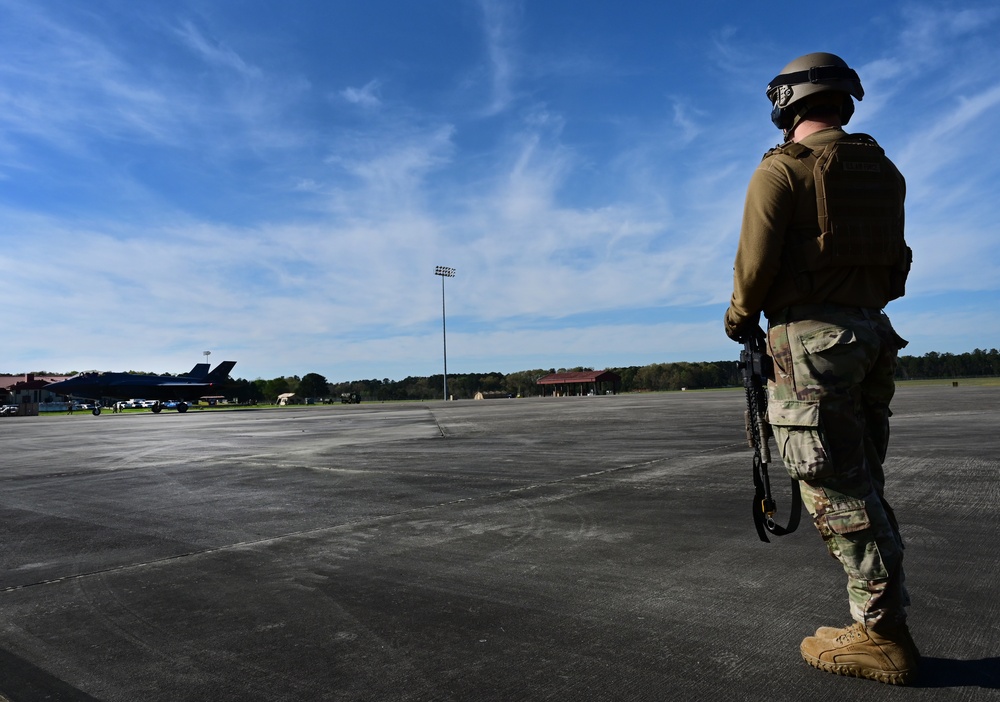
{"left": 340, "top": 392, "right": 361, "bottom": 404}
{"left": 46, "top": 361, "right": 237, "bottom": 416}
{"left": 111, "top": 399, "right": 150, "bottom": 410}
{"left": 1, "top": 405, "right": 18, "bottom": 416}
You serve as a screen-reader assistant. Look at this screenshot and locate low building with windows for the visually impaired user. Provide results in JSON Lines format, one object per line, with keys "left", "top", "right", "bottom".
{"left": 0, "top": 374, "right": 71, "bottom": 415}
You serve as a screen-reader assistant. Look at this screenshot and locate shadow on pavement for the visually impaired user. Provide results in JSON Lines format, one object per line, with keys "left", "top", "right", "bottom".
{"left": 0, "top": 647, "right": 103, "bottom": 702}
{"left": 915, "top": 657, "right": 1000, "bottom": 689}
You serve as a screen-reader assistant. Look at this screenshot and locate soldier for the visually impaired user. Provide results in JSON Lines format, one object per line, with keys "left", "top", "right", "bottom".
{"left": 724, "top": 52, "right": 919, "bottom": 684}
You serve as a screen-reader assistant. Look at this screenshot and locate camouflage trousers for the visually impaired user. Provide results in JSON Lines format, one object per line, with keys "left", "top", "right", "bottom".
{"left": 765, "top": 304, "right": 910, "bottom": 632}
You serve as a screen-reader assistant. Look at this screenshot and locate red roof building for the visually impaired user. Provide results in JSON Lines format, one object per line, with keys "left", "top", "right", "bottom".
{"left": 535, "top": 370, "right": 621, "bottom": 397}
{"left": 1, "top": 374, "right": 70, "bottom": 403}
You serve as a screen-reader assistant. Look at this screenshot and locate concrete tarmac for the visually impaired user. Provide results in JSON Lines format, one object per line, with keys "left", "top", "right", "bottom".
{"left": 1, "top": 385, "right": 998, "bottom": 701}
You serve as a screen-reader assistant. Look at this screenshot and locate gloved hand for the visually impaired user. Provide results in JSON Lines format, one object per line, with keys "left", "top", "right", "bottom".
{"left": 724, "top": 309, "right": 762, "bottom": 343}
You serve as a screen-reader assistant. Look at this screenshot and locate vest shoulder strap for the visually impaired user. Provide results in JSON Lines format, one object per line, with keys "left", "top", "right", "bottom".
{"left": 761, "top": 141, "right": 812, "bottom": 162}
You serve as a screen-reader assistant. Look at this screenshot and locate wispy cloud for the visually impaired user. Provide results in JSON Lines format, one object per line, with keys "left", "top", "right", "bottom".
{"left": 477, "top": 0, "right": 519, "bottom": 115}
{"left": 175, "top": 20, "right": 262, "bottom": 79}
{"left": 0, "top": 6, "right": 173, "bottom": 151}
{"left": 340, "top": 80, "right": 383, "bottom": 109}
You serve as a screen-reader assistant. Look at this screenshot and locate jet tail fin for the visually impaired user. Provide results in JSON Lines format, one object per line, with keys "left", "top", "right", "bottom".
{"left": 185, "top": 363, "right": 211, "bottom": 379}
{"left": 206, "top": 361, "right": 237, "bottom": 382}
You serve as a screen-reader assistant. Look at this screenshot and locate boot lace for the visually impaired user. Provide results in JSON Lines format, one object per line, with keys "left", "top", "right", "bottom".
{"left": 833, "top": 622, "right": 867, "bottom": 645}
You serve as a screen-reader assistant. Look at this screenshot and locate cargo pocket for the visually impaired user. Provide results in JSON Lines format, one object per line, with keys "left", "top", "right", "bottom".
{"left": 821, "top": 501, "right": 871, "bottom": 536}
{"left": 815, "top": 501, "right": 886, "bottom": 581}
{"left": 800, "top": 325, "right": 856, "bottom": 355}
{"left": 767, "top": 399, "right": 832, "bottom": 480}
{"left": 798, "top": 324, "right": 873, "bottom": 386}
{"left": 889, "top": 327, "right": 909, "bottom": 352}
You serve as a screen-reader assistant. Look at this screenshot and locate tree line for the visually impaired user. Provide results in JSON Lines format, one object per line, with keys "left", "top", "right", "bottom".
{"left": 226, "top": 348, "right": 1000, "bottom": 404}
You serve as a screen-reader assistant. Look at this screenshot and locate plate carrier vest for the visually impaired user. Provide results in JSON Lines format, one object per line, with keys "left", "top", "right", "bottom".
{"left": 767, "top": 133, "right": 911, "bottom": 298}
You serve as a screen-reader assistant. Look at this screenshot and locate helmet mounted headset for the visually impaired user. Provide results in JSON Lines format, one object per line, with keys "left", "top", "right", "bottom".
{"left": 766, "top": 52, "right": 864, "bottom": 135}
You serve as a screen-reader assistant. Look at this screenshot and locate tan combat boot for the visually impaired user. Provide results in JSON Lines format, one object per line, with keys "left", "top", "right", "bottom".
{"left": 814, "top": 621, "right": 921, "bottom": 657}
{"left": 800, "top": 622, "right": 918, "bottom": 685}
{"left": 815, "top": 624, "right": 852, "bottom": 639}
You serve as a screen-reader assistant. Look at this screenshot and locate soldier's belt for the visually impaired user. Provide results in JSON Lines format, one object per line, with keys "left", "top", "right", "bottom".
{"left": 770, "top": 304, "right": 883, "bottom": 324}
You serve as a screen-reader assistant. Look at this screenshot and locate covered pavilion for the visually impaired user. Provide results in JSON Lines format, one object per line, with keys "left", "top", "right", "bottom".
{"left": 535, "top": 370, "right": 621, "bottom": 397}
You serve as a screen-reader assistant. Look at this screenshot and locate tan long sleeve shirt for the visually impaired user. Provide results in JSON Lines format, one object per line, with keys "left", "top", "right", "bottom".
{"left": 725, "top": 127, "right": 907, "bottom": 338}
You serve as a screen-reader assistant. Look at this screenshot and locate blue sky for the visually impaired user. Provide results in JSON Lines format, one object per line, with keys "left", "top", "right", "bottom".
{"left": 2, "top": 1, "right": 998, "bottom": 382}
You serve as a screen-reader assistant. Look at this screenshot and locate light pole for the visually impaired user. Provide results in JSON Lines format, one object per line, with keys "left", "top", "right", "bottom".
{"left": 434, "top": 266, "right": 455, "bottom": 400}
{"left": 203, "top": 350, "right": 211, "bottom": 367}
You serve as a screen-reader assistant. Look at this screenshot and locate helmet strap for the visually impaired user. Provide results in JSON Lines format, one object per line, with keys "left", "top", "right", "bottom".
{"left": 783, "top": 95, "right": 853, "bottom": 140}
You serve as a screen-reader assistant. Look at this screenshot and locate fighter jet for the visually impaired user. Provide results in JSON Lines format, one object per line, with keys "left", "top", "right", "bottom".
{"left": 46, "top": 361, "right": 237, "bottom": 415}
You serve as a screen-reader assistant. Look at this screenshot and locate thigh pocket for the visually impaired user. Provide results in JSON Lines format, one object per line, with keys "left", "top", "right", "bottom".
{"left": 820, "top": 500, "right": 872, "bottom": 536}
{"left": 798, "top": 323, "right": 876, "bottom": 386}
{"left": 800, "top": 325, "right": 856, "bottom": 355}
{"left": 768, "top": 399, "right": 833, "bottom": 480}
{"left": 815, "top": 501, "right": 888, "bottom": 581}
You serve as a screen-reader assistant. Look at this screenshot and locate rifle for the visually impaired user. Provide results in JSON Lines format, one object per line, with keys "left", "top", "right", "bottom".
{"left": 738, "top": 328, "right": 801, "bottom": 543}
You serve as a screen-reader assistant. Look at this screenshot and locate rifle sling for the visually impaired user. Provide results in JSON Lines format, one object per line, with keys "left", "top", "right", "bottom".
{"left": 751, "top": 455, "right": 802, "bottom": 543}
{"left": 740, "top": 331, "right": 803, "bottom": 542}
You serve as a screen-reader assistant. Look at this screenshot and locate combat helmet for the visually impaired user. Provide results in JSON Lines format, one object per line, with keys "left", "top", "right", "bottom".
{"left": 766, "top": 52, "right": 864, "bottom": 132}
